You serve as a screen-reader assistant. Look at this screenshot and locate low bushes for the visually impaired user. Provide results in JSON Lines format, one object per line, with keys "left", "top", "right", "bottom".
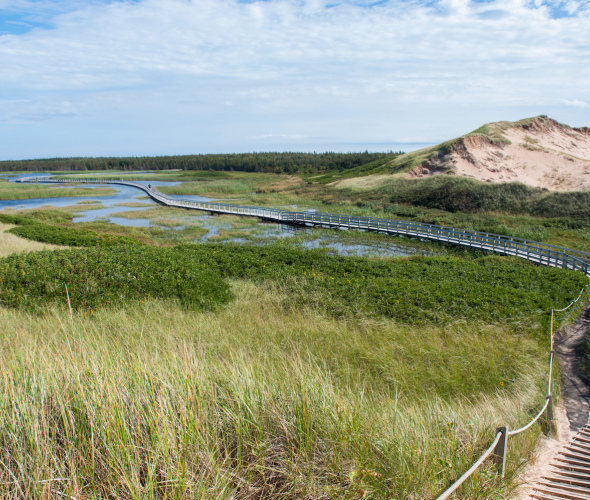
{"left": 383, "top": 176, "right": 590, "bottom": 217}
{"left": 1, "top": 242, "right": 586, "bottom": 327}
{"left": 0, "top": 211, "right": 142, "bottom": 247}
{"left": 191, "top": 243, "right": 588, "bottom": 327}
{"left": 0, "top": 246, "right": 231, "bottom": 311}
{"left": 8, "top": 222, "right": 141, "bottom": 247}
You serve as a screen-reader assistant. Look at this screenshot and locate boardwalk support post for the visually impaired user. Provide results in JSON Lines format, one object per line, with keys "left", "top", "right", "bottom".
{"left": 492, "top": 426, "right": 508, "bottom": 478}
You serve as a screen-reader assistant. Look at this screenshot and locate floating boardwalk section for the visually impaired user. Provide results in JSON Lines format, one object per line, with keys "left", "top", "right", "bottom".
{"left": 19, "top": 176, "right": 590, "bottom": 276}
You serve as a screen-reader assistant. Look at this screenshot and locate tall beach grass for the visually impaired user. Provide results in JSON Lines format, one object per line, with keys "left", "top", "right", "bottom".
{"left": 0, "top": 282, "right": 551, "bottom": 499}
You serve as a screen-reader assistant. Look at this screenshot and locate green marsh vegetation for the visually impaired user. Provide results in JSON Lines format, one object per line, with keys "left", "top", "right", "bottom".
{"left": 0, "top": 212, "right": 143, "bottom": 248}
{"left": 162, "top": 172, "right": 590, "bottom": 252}
{"left": 0, "top": 181, "right": 116, "bottom": 200}
{"left": 58, "top": 164, "right": 590, "bottom": 251}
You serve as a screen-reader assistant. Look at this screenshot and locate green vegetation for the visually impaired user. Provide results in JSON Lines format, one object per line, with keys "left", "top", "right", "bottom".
{"left": 0, "top": 181, "right": 116, "bottom": 200}
{"left": 0, "top": 285, "right": 549, "bottom": 499}
{"left": 0, "top": 212, "right": 142, "bottom": 247}
{"left": 0, "top": 246, "right": 230, "bottom": 311}
{"left": 0, "top": 221, "right": 67, "bottom": 257}
{"left": 380, "top": 176, "right": 590, "bottom": 217}
{"left": 199, "top": 173, "right": 590, "bottom": 251}
{"left": 160, "top": 178, "right": 256, "bottom": 196}
{"left": 9, "top": 222, "right": 141, "bottom": 247}
{"left": 2, "top": 241, "right": 586, "bottom": 329}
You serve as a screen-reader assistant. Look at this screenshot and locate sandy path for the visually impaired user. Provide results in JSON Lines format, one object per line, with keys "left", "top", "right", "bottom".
{"left": 554, "top": 305, "right": 590, "bottom": 430}
{"left": 514, "top": 304, "right": 590, "bottom": 499}
{"left": 514, "top": 403, "right": 573, "bottom": 500}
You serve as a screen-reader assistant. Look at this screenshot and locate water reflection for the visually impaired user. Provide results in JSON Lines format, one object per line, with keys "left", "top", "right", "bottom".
{"left": 0, "top": 175, "right": 216, "bottom": 223}
{"left": 0, "top": 175, "right": 431, "bottom": 258}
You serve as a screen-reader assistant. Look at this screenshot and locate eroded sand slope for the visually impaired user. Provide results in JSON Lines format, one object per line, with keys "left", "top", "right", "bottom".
{"left": 411, "top": 117, "right": 590, "bottom": 191}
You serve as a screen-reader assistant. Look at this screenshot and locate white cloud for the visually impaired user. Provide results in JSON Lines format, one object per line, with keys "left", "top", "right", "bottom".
{"left": 0, "top": 0, "right": 589, "bottom": 158}
{"left": 563, "top": 99, "right": 589, "bottom": 108}
{"left": 250, "top": 133, "right": 308, "bottom": 140}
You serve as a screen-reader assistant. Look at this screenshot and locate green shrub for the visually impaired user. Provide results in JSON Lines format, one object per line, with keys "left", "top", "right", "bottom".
{"left": 182, "top": 243, "right": 588, "bottom": 328}
{"left": 8, "top": 222, "right": 141, "bottom": 247}
{"left": 0, "top": 242, "right": 586, "bottom": 325}
{"left": 384, "top": 176, "right": 590, "bottom": 217}
{"left": 0, "top": 246, "right": 232, "bottom": 311}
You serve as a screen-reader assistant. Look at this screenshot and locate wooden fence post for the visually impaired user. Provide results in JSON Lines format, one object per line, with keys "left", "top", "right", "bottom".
{"left": 492, "top": 427, "right": 508, "bottom": 477}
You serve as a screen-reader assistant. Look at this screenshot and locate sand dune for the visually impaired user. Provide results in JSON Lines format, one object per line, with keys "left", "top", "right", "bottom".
{"left": 410, "top": 116, "right": 590, "bottom": 191}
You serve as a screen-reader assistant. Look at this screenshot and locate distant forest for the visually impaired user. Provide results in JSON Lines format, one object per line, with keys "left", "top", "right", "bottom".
{"left": 0, "top": 152, "right": 401, "bottom": 174}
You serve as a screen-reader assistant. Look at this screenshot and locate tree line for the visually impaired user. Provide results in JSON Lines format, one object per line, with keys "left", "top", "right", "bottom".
{"left": 0, "top": 151, "right": 402, "bottom": 174}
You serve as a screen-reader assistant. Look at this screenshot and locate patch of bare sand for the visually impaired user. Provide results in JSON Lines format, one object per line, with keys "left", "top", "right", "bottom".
{"left": 513, "top": 404, "right": 573, "bottom": 499}
{"left": 0, "top": 222, "right": 67, "bottom": 257}
{"left": 411, "top": 117, "right": 590, "bottom": 191}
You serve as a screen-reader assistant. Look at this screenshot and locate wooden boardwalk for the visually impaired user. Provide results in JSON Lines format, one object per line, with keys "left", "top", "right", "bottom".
{"left": 532, "top": 424, "right": 590, "bottom": 500}
{"left": 18, "top": 177, "right": 590, "bottom": 276}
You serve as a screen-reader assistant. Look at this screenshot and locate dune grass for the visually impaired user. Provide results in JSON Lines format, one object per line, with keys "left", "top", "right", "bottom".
{"left": 0, "top": 282, "right": 551, "bottom": 499}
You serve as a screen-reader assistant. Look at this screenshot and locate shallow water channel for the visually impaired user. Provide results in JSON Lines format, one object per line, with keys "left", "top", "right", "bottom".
{"left": 0, "top": 175, "right": 432, "bottom": 258}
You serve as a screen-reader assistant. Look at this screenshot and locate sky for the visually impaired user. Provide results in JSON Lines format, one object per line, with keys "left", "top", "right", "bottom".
{"left": 0, "top": 0, "right": 589, "bottom": 160}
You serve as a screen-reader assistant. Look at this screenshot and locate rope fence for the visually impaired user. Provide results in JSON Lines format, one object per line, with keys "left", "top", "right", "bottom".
{"left": 434, "top": 284, "right": 590, "bottom": 499}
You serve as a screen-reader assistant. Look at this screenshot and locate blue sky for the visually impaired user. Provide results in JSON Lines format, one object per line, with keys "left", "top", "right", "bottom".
{"left": 0, "top": 0, "right": 589, "bottom": 160}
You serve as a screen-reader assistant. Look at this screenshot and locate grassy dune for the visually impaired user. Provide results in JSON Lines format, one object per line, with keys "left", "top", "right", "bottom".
{"left": 0, "top": 282, "right": 549, "bottom": 499}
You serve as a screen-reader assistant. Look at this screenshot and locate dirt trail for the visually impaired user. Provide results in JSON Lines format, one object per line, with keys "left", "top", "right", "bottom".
{"left": 554, "top": 305, "right": 590, "bottom": 431}
{"left": 515, "top": 304, "right": 590, "bottom": 499}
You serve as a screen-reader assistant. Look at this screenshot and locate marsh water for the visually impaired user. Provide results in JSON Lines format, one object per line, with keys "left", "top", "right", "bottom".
{"left": 0, "top": 174, "right": 432, "bottom": 258}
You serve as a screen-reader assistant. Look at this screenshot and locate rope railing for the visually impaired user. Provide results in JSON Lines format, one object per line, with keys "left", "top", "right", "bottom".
{"left": 434, "top": 283, "right": 589, "bottom": 500}
{"left": 435, "top": 432, "right": 504, "bottom": 500}
{"left": 16, "top": 176, "right": 590, "bottom": 276}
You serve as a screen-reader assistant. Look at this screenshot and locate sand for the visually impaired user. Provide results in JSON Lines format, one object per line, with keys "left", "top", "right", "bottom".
{"left": 411, "top": 117, "right": 590, "bottom": 191}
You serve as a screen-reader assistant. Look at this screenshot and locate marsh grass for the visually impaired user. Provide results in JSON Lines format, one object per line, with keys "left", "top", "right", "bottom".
{"left": 159, "top": 179, "right": 254, "bottom": 196}
{"left": 76, "top": 200, "right": 103, "bottom": 205}
{"left": 0, "top": 283, "right": 549, "bottom": 499}
{"left": 0, "top": 182, "right": 116, "bottom": 200}
{"left": 210, "top": 175, "right": 590, "bottom": 251}
{"left": 114, "top": 202, "right": 156, "bottom": 207}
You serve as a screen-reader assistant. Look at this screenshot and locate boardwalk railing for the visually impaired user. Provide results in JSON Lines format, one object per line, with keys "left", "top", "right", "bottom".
{"left": 19, "top": 176, "right": 590, "bottom": 276}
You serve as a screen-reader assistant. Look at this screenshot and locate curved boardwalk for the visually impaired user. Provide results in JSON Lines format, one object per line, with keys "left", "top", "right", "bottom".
{"left": 21, "top": 176, "right": 590, "bottom": 276}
